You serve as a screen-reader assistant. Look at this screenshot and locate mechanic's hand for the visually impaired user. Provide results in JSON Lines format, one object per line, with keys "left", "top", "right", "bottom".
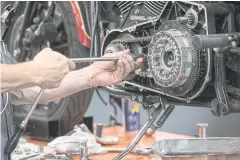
{"left": 31, "top": 48, "right": 76, "bottom": 89}
{"left": 89, "top": 49, "right": 143, "bottom": 87}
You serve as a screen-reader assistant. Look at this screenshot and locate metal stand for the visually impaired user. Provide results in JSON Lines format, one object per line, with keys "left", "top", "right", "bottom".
{"left": 113, "top": 104, "right": 175, "bottom": 160}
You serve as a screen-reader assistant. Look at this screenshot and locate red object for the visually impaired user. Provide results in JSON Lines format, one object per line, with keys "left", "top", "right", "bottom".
{"left": 70, "top": 1, "right": 91, "bottom": 48}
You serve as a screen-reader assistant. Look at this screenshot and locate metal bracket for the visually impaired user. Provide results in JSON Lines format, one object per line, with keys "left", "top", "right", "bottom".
{"left": 213, "top": 48, "right": 230, "bottom": 115}
{"left": 1, "top": 3, "right": 19, "bottom": 39}
{"left": 113, "top": 103, "right": 175, "bottom": 160}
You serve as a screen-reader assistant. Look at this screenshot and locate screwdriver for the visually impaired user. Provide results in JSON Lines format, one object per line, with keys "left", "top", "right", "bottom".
{"left": 4, "top": 54, "right": 145, "bottom": 155}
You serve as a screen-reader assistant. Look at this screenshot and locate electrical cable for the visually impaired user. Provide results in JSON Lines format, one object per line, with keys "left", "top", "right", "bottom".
{"left": 99, "top": 2, "right": 115, "bottom": 22}
{"left": 0, "top": 93, "right": 9, "bottom": 115}
{"left": 83, "top": 1, "right": 92, "bottom": 35}
{"left": 90, "top": 2, "right": 107, "bottom": 105}
{"left": 96, "top": 88, "right": 108, "bottom": 105}
{"left": 120, "top": 2, "right": 135, "bottom": 28}
{"left": 90, "top": 1, "right": 99, "bottom": 58}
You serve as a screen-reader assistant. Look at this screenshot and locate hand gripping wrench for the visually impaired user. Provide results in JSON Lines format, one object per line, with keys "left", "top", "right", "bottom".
{"left": 4, "top": 55, "right": 145, "bottom": 155}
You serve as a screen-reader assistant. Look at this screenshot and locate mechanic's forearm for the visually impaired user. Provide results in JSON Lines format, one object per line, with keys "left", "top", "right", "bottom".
{"left": 1, "top": 62, "right": 39, "bottom": 92}
{"left": 41, "top": 66, "right": 99, "bottom": 103}
{"left": 11, "top": 66, "right": 99, "bottom": 105}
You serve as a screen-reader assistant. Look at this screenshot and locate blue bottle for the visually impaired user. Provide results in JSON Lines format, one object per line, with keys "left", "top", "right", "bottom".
{"left": 122, "top": 99, "right": 141, "bottom": 132}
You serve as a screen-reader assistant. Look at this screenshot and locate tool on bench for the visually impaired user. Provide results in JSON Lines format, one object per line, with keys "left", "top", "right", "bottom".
{"left": 107, "top": 147, "right": 152, "bottom": 155}
{"left": 151, "top": 123, "right": 240, "bottom": 158}
{"left": 5, "top": 54, "right": 144, "bottom": 155}
{"left": 151, "top": 137, "right": 240, "bottom": 157}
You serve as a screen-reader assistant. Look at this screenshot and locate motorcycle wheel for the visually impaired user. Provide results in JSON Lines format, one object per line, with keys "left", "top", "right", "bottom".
{"left": 2, "top": 1, "right": 93, "bottom": 136}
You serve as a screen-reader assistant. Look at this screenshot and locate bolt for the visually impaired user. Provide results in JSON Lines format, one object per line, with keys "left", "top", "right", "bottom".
{"left": 134, "top": 9, "right": 140, "bottom": 15}
{"left": 197, "top": 123, "right": 208, "bottom": 138}
{"left": 177, "top": 17, "right": 189, "bottom": 23}
{"left": 213, "top": 48, "right": 221, "bottom": 54}
{"left": 132, "top": 96, "right": 136, "bottom": 100}
{"left": 96, "top": 123, "right": 104, "bottom": 137}
{"left": 231, "top": 41, "right": 237, "bottom": 47}
{"left": 33, "top": 17, "right": 40, "bottom": 24}
{"left": 13, "top": 49, "right": 20, "bottom": 57}
{"left": 79, "top": 140, "right": 88, "bottom": 160}
{"left": 138, "top": 96, "right": 143, "bottom": 102}
{"left": 38, "top": 146, "right": 44, "bottom": 153}
{"left": 202, "top": 22, "right": 207, "bottom": 29}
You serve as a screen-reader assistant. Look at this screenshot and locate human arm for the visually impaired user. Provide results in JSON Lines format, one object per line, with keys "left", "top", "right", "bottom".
{"left": 1, "top": 62, "right": 40, "bottom": 92}
{"left": 1, "top": 48, "right": 75, "bottom": 93}
{"left": 10, "top": 66, "right": 97, "bottom": 104}
{"left": 10, "top": 50, "right": 143, "bottom": 105}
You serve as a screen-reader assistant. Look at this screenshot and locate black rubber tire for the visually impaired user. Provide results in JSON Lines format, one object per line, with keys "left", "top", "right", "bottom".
{"left": 3, "top": 1, "right": 93, "bottom": 135}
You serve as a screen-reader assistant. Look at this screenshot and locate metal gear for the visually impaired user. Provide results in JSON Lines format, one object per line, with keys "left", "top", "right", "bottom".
{"left": 185, "top": 8, "right": 199, "bottom": 29}
{"left": 104, "top": 33, "right": 144, "bottom": 81}
{"left": 104, "top": 43, "right": 126, "bottom": 53}
{"left": 148, "top": 21, "right": 201, "bottom": 96}
{"left": 110, "top": 36, "right": 152, "bottom": 44}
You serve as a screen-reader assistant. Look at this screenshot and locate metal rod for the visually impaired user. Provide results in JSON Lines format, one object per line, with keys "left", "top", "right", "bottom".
{"left": 113, "top": 105, "right": 163, "bottom": 160}
{"left": 70, "top": 57, "right": 119, "bottom": 63}
{"left": 197, "top": 123, "right": 208, "bottom": 138}
{"left": 4, "top": 88, "right": 45, "bottom": 155}
{"left": 18, "top": 2, "right": 33, "bottom": 47}
{"left": 23, "top": 89, "right": 45, "bottom": 126}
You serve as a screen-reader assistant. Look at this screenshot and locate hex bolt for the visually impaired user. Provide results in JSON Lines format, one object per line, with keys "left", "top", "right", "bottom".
{"left": 197, "top": 123, "right": 209, "bottom": 138}
{"left": 38, "top": 146, "right": 44, "bottom": 153}
{"left": 132, "top": 96, "right": 136, "bottom": 101}
{"left": 177, "top": 17, "right": 189, "bottom": 23}
{"left": 79, "top": 140, "right": 88, "bottom": 160}
{"left": 138, "top": 96, "right": 143, "bottom": 102}
{"left": 96, "top": 123, "right": 104, "bottom": 137}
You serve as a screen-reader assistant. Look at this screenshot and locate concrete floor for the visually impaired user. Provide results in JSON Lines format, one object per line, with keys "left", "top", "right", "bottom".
{"left": 86, "top": 89, "right": 240, "bottom": 137}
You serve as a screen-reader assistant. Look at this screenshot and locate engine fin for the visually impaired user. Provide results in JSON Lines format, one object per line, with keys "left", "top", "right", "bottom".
{"left": 116, "top": 1, "right": 133, "bottom": 15}
{"left": 144, "top": 1, "right": 168, "bottom": 16}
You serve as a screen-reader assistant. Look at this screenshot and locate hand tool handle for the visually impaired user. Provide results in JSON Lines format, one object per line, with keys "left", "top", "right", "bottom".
{"left": 24, "top": 89, "right": 45, "bottom": 123}
{"left": 4, "top": 89, "right": 45, "bottom": 155}
{"left": 4, "top": 122, "right": 25, "bottom": 155}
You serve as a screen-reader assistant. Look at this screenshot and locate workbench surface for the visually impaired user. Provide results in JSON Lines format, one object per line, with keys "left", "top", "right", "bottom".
{"left": 28, "top": 126, "right": 240, "bottom": 160}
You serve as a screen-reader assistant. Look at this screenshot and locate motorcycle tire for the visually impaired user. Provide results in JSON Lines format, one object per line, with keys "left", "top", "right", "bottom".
{"left": 2, "top": 1, "right": 93, "bottom": 136}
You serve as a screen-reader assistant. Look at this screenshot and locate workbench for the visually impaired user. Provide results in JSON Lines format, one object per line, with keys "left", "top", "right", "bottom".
{"left": 28, "top": 126, "right": 240, "bottom": 160}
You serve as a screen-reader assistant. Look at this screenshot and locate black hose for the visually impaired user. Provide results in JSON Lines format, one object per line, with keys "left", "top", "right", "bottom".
{"left": 89, "top": 2, "right": 107, "bottom": 105}
{"left": 18, "top": 2, "right": 33, "bottom": 46}
{"left": 99, "top": 2, "right": 114, "bottom": 22}
{"left": 90, "top": 1, "right": 99, "bottom": 58}
{"left": 96, "top": 88, "right": 107, "bottom": 105}
{"left": 120, "top": 2, "right": 135, "bottom": 28}
{"left": 83, "top": 1, "right": 92, "bottom": 35}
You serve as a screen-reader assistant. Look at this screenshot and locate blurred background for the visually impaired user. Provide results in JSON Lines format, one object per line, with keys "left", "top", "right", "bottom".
{"left": 2, "top": 1, "right": 240, "bottom": 142}
{"left": 86, "top": 89, "right": 240, "bottom": 137}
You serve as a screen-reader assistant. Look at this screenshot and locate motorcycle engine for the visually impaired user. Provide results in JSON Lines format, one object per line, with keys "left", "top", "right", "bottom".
{"left": 102, "top": 1, "right": 240, "bottom": 103}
